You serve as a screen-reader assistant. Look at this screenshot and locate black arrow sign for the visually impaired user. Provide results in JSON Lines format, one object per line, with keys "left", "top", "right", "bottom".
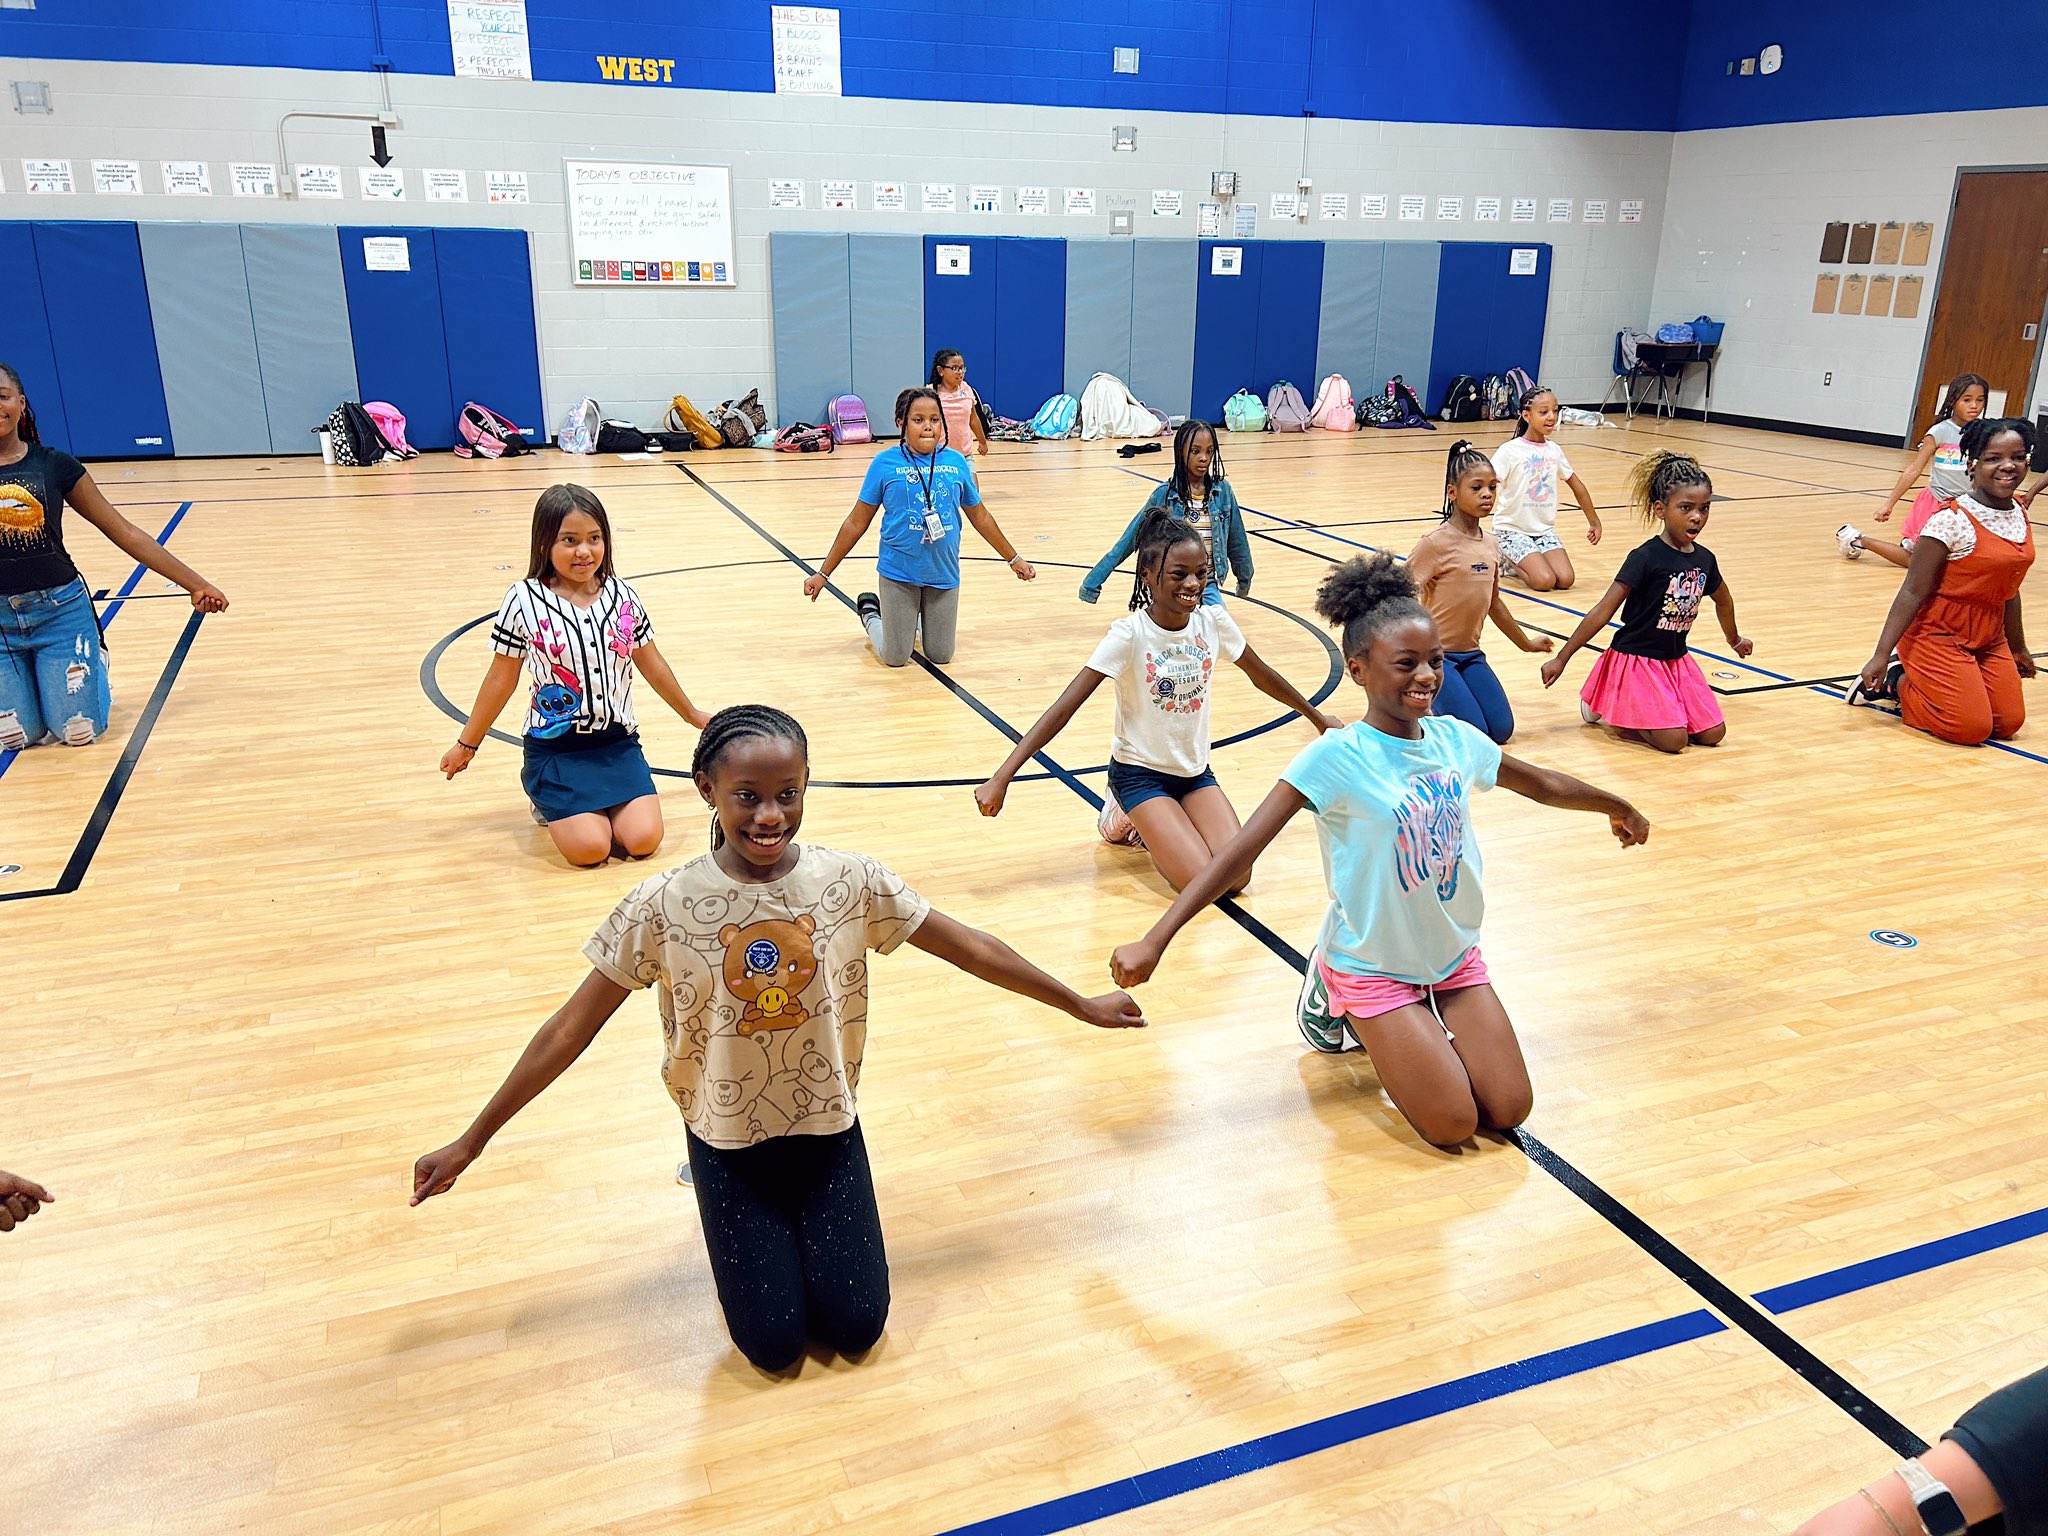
{"left": 370, "top": 124, "right": 392, "bottom": 168}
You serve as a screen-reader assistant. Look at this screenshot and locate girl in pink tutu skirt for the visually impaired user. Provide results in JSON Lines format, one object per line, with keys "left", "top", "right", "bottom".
{"left": 1538, "top": 450, "right": 1754, "bottom": 754}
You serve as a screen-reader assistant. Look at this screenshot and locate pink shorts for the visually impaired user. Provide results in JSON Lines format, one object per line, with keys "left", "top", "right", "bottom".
{"left": 1315, "top": 947, "right": 1491, "bottom": 1026}
{"left": 1901, "top": 487, "right": 1944, "bottom": 540}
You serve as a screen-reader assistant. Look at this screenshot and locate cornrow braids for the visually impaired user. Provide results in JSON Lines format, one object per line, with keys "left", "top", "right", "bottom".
{"left": 692, "top": 705, "right": 810, "bottom": 850}
{"left": 895, "top": 385, "right": 943, "bottom": 435}
{"left": 928, "top": 348, "right": 963, "bottom": 388}
{"left": 0, "top": 361, "right": 39, "bottom": 447}
{"left": 1314, "top": 554, "right": 1431, "bottom": 662}
{"left": 1167, "top": 419, "right": 1223, "bottom": 508}
{"left": 1513, "top": 385, "right": 1557, "bottom": 439}
{"left": 1441, "top": 437, "right": 1491, "bottom": 520}
{"left": 1128, "top": 506, "right": 1206, "bottom": 611}
{"left": 1624, "top": 450, "right": 1713, "bottom": 526}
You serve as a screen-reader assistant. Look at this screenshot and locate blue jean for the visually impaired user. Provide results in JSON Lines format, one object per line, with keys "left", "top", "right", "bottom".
{"left": 0, "top": 578, "right": 111, "bottom": 749}
{"left": 1433, "top": 649, "right": 1513, "bottom": 744}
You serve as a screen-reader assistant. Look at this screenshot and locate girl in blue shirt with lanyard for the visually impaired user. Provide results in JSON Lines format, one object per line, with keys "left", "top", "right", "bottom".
{"left": 1110, "top": 553, "right": 1647, "bottom": 1150}
{"left": 803, "top": 387, "right": 1035, "bottom": 667}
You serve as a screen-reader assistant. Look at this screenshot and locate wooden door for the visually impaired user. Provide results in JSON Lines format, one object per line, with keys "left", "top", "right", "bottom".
{"left": 1914, "top": 169, "right": 2048, "bottom": 437}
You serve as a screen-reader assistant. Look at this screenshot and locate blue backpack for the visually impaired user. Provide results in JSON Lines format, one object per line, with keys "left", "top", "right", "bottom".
{"left": 1655, "top": 322, "right": 1696, "bottom": 344}
{"left": 1030, "top": 393, "right": 1079, "bottom": 439}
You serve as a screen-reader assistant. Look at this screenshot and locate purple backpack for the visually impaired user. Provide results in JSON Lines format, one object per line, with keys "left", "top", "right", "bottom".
{"left": 826, "top": 394, "right": 872, "bottom": 445}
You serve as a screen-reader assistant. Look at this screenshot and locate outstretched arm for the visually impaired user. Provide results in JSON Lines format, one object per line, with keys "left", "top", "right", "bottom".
{"left": 1495, "top": 755, "right": 1647, "bottom": 846}
{"left": 964, "top": 505, "right": 1036, "bottom": 580}
{"left": 908, "top": 909, "right": 1142, "bottom": 1028}
{"left": 1111, "top": 781, "right": 1309, "bottom": 986}
{"left": 1236, "top": 642, "right": 1343, "bottom": 732}
{"left": 442, "top": 652, "right": 524, "bottom": 776}
{"left": 1488, "top": 571, "right": 1552, "bottom": 653}
{"left": 1565, "top": 473, "right": 1603, "bottom": 544}
{"left": 1539, "top": 581, "right": 1630, "bottom": 685}
{"left": 633, "top": 641, "right": 712, "bottom": 728}
{"left": 803, "top": 501, "right": 881, "bottom": 598}
{"left": 1877, "top": 436, "right": 1938, "bottom": 520}
{"left": 976, "top": 667, "right": 1106, "bottom": 815}
{"left": 410, "top": 970, "right": 632, "bottom": 1204}
{"left": 67, "top": 473, "right": 228, "bottom": 611}
{"left": 1080, "top": 513, "right": 1146, "bottom": 602}
{"left": 1709, "top": 583, "right": 1753, "bottom": 657}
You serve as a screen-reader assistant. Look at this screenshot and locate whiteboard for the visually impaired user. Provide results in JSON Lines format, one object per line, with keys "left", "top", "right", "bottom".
{"left": 565, "top": 160, "right": 734, "bottom": 287}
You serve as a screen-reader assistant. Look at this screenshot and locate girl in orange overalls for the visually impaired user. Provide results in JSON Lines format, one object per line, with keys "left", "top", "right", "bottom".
{"left": 1851, "top": 417, "right": 2037, "bottom": 744}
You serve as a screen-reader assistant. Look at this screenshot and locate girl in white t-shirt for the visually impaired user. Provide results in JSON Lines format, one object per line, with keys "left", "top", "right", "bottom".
{"left": 1491, "top": 386, "right": 1602, "bottom": 592}
{"left": 975, "top": 508, "right": 1338, "bottom": 892}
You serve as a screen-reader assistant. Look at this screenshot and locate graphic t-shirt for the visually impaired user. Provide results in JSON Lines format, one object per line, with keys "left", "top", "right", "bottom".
{"left": 1926, "top": 418, "right": 1969, "bottom": 499}
{"left": 490, "top": 576, "right": 652, "bottom": 738}
{"left": 1408, "top": 521, "right": 1500, "bottom": 653}
{"left": 1920, "top": 493, "right": 2029, "bottom": 562}
{"left": 1282, "top": 717, "right": 1502, "bottom": 986}
{"left": 1086, "top": 605, "right": 1247, "bottom": 776}
{"left": 936, "top": 384, "right": 982, "bottom": 457}
{"left": 0, "top": 445, "right": 88, "bottom": 595}
{"left": 1609, "top": 537, "right": 1722, "bottom": 661}
{"left": 583, "top": 846, "right": 931, "bottom": 1149}
{"left": 1490, "top": 436, "right": 1575, "bottom": 538}
{"left": 857, "top": 445, "right": 983, "bottom": 590}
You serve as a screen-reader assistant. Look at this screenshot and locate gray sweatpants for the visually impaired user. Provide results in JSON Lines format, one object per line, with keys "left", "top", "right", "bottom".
{"left": 865, "top": 575, "right": 960, "bottom": 667}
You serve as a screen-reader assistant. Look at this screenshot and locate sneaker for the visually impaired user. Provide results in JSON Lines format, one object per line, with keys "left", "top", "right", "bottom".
{"left": 1844, "top": 678, "right": 1878, "bottom": 708}
{"left": 530, "top": 801, "right": 549, "bottom": 826}
{"left": 1097, "top": 790, "right": 1144, "bottom": 848}
{"left": 1836, "top": 523, "right": 1864, "bottom": 560}
{"left": 1580, "top": 700, "right": 1603, "bottom": 726}
{"left": 1885, "top": 654, "right": 1904, "bottom": 699}
{"left": 856, "top": 591, "right": 881, "bottom": 625}
{"left": 1295, "top": 948, "right": 1347, "bottom": 1054}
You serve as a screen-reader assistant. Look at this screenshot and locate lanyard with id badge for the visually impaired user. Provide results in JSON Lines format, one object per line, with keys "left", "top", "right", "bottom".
{"left": 907, "top": 452, "right": 946, "bottom": 543}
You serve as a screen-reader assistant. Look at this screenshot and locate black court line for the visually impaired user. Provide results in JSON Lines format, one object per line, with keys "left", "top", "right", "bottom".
{"left": 680, "top": 459, "right": 1926, "bottom": 1467}
{"left": 0, "top": 610, "right": 208, "bottom": 904}
{"left": 1569, "top": 437, "right": 1897, "bottom": 499}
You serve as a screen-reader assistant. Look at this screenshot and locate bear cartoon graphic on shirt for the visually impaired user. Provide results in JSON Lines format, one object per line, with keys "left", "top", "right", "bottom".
{"left": 720, "top": 915, "right": 820, "bottom": 1035}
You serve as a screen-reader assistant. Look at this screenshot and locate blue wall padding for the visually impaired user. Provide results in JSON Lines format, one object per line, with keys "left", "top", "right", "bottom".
{"left": 0, "top": 222, "right": 71, "bottom": 453}
{"left": 1427, "top": 242, "right": 1553, "bottom": 415}
{"left": 340, "top": 225, "right": 454, "bottom": 450}
{"left": 1376, "top": 241, "right": 1441, "bottom": 411}
{"left": 1063, "top": 240, "right": 1134, "bottom": 400}
{"left": 241, "top": 224, "right": 358, "bottom": 454}
{"left": 847, "top": 234, "right": 922, "bottom": 433}
{"left": 1253, "top": 241, "right": 1325, "bottom": 403}
{"left": 770, "top": 232, "right": 851, "bottom": 429}
{"left": 434, "top": 229, "right": 545, "bottom": 439}
{"left": 138, "top": 222, "right": 271, "bottom": 457}
{"left": 1316, "top": 241, "right": 1383, "bottom": 397}
{"left": 33, "top": 222, "right": 173, "bottom": 458}
{"left": 990, "top": 237, "right": 1066, "bottom": 420}
{"left": 923, "top": 236, "right": 998, "bottom": 423}
{"left": 1128, "top": 240, "right": 1197, "bottom": 422}
{"left": 1191, "top": 240, "right": 1265, "bottom": 425}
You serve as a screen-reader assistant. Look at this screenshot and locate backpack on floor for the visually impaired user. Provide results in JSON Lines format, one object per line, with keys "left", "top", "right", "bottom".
{"left": 556, "top": 397, "right": 602, "bottom": 454}
{"left": 1481, "top": 374, "right": 1513, "bottom": 421}
{"left": 1223, "top": 389, "right": 1268, "bottom": 433}
{"left": 1029, "top": 393, "right": 1080, "bottom": 439}
{"left": 453, "top": 402, "right": 531, "bottom": 459}
{"left": 1386, "top": 376, "right": 1431, "bottom": 423}
{"left": 665, "top": 395, "right": 723, "bottom": 450}
{"left": 989, "top": 415, "right": 1037, "bottom": 443}
{"left": 1355, "top": 390, "right": 1403, "bottom": 428}
{"left": 1503, "top": 366, "right": 1537, "bottom": 400}
{"left": 649, "top": 431, "right": 698, "bottom": 452}
{"left": 1439, "top": 375, "right": 1483, "bottom": 424}
{"left": 774, "top": 422, "right": 835, "bottom": 453}
{"left": 1309, "top": 374, "right": 1357, "bottom": 431}
{"left": 1079, "top": 371, "right": 1164, "bottom": 440}
{"left": 709, "top": 389, "right": 769, "bottom": 448}
{"left": 826, "top": 393, "right": 873, "bottom": 445}
{"left": 319, "top": 402, "right": 389, "bottom": 467}
{"left": 361, "top": 401, "right": 417, "bottom": 459}
{"left": 595, "top": 419, "right": 650, "bottom": 454}
{"left": 1265, "top": 381, "right": 1311, "bottom": 433}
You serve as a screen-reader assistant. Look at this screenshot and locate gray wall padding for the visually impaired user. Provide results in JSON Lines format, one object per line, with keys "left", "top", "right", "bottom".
{"left": 240, "top": 224, "right": 359, "bottom": 452}
{"left": 1062, "top": 240, "right": 1134, "bottom": 399}
{"left": 848, "top": 235, "right": 925, "bottom": 434}
{"left": 1128, "top": 240, "right": 1197, "bottom": 421}
{"left": 769, "top": 232, "right": 852, "bottom": 428}
{"left": 1376, "top": 240, "right": 1441, "bottom": 401}
{"left": 1315, "top": 240, "right": 1383, "bottom": 397}
{"left": 137, "top": 223, "right": 271, "bottom": 457}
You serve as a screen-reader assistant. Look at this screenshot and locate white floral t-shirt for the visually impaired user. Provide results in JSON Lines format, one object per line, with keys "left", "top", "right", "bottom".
{"left": 1086, "top": 606, "right": 1247, "bottom": 776}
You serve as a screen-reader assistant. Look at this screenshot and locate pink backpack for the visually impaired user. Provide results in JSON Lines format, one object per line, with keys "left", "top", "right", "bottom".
{"left": 1265, "top": 381, "right": 1311, "bottom": 433}
{"left": 453, "top": 402, "right": 531, "bottom": 458}
{"left": 361, "top": 401, "right": 417, "bottom": 459}
{"left": 826, "top": 394, "right": 872, "bottom": 445}
{"left": 1309, "top": 375, "right": 1357, "bottom": 431}
{"left": 774, "top": 422, "right": 835, "bottom": 453}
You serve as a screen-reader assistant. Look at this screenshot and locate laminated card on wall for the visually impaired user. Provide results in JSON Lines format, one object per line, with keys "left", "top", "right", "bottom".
{"left": 769, "top": 179, "right": 804, "bottom": 209}
{"left": 163, "top": 161, "right": 212, "bottom": 196}
{"left": 568, "top": 160, "right": 736, "bottom": 285}
{"left": 1474, "top": 196, "right": 1501, "bottom": 222}
{"left": 968, "top": 185, "right": 1001, "bottom": 213}
{"left": 425, "top": 169, "right": 470, "bottom": 202}
{"left": 93, "top": 160, "right": 142, "bottom": 195}
{"left": 230, "top": 163, "right": 278, "bottom": 197}
{"left": 487, "top": 170, "right": 529, "bottom": 204}
{"left": 1153, "top": 189, "right": 1183, "bottom": 217}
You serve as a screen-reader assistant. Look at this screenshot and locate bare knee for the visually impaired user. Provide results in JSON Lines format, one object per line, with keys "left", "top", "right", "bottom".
{"left": 1690, "top": 723, "right": 1726, "bottom": 748}
{"left": 0, "top": 711, "right": 27, "bottom": 752}
{"left": 1640, "top": 728, "right": 1688, "bottom": 754}
{"left": 1409, "top": 1098, "right": 1480, "bottom": 1148}
{"left": 1550, "top": 571, "right": 1575, "bottom": 591}
{"left": 551, "top": 828, "right": 612, "bottom": 867}
{"left": 1478, "top": 1083, "right": 1533, "bottom": 1133}
{"left": 1519, "top": 568, "right": 1556, "bottom": 592}
{"left": 59, "top": 714, "right": 99, "bottom": 747}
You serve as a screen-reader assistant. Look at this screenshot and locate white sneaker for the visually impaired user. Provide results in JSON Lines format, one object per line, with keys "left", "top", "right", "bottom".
{"left": 1295, "top": 948, "right": 1348, "bottom": 1054}
{"left": 1097, "top": 790, "right": 1144, "bottom": 847}
{"left": 1580, "top": 700, "right": 1603, "bottom": 725}
{"left": 1837, "top": 524, "right": 1864, "bottom": 560}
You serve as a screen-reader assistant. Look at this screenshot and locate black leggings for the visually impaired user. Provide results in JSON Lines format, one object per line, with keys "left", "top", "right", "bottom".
{"left": 685, "top": 1121, "right": 890, "bottom": 1372}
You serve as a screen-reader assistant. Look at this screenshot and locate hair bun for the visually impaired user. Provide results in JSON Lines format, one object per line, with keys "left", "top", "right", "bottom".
{"left": 1314, "top": 553, "right": 1415, "bottom": 627}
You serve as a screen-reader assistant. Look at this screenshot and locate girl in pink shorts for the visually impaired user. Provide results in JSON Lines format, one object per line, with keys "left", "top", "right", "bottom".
{"left": 1110, "top": 553, "right": 1648, "bottom": 1150}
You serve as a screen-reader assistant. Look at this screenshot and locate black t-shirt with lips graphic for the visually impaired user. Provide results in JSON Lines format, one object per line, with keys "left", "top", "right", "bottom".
{"left": 0, "top": 445, "right": 88, "bottom": 595}
{"left": 1608, "top": 535, "right": 1723, "bottom": 662}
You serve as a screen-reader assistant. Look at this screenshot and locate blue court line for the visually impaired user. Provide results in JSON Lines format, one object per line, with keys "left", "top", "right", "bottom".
{"left": 0, "top": 502, "right": 192, "bottom": 787}
{"left": 942, "top": 1199, "right": 2048, "bottom": 1536}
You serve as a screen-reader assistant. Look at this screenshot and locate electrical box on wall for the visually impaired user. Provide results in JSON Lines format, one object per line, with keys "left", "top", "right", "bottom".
{"left": 1211, "top": 171, "right": 1237, "bottom": 197}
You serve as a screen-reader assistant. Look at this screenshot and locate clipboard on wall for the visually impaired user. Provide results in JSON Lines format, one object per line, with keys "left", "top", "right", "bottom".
{"left": 1846, "top": 223, "right": 1877, "bottom": 263}
{"left": 1895, "top": 275, "right": 1924, "bottom": 318}
{"left": 1902, "top": 222, "right": 1933, "bottom": 265}
{"left": 1866, "top": 274, "right": 1895, "bottom": 317}
{"left": 1813, "top": 272, "right": 1840, "bottom": 313}
{"left": 1874, "top": 222, "right": 1903, "bottom": 264}
{"left": 1839, "top": 273, "right": 1867, "bottom": 314}
{"left": 1818, "top": 222, "right": 1849, "bottom": 263}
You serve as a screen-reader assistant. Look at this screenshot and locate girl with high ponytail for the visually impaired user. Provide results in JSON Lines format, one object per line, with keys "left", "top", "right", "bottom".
{"left": 1108, "top": 552, "right": 1647, "bottom": 1151}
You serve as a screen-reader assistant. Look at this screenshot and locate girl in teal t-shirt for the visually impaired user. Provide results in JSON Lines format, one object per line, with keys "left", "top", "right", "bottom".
{"left": 1109, "top": 553, "right": 1648, "bottom": 1150}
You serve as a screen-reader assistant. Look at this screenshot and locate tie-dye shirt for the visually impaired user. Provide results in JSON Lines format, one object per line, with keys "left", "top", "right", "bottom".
{"left": 490, "top": 576, "right": 653, "bottom": 739}
{"left": 1282, "top": 716, "right": 1502, "bottom": 986}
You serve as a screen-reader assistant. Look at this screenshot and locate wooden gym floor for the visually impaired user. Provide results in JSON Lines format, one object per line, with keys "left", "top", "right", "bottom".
{"left": 5, "top": 418, "right": 2045, "bottom": 1534}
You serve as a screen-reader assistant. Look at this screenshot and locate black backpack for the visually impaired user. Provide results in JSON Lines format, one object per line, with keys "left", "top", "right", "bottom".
{"left": 595, "top": 419, "right": 650, "bottom": 453}
{"left": 320, "top": 402, "right": 390, "bottom": 466}
{"left": 1439, "top": 375, "right": 1482, "bottom": 423}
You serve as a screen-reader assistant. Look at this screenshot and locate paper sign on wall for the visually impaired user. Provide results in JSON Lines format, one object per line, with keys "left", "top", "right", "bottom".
{"left": 23, "top": 159, "right": 74, "bottom": 194}
{"left": 1509, "top": 248, "right": 1539, "bottom": 276}
{"left": 1398, "top": 195, "right": 1426, "bottom": 221}
{"left": 1320, "top": 193, "right": 1349, "bottom": 220}
{"left": 486, "top": 170, "right": 529, "bottom": 203}
{"left": 1582, "top": 199, "right": 1608, "bottom": 223}
{"left": 359, "top": 167, "right": 406, "bottom": 200}
{"left": 1017, "top": 186, "right": 1049, "bottom": 216}
{"left": 872, "top": 182, "right": 906, "bottom": 212}
{"left": 297, "top": 164, "right": 343, "bottom": 199}
{"left": 93, "top": 160, "right": 142, "bottom": 195}
{"left": 968, "top": 184, "right": 1001, "bottom": 214}
{"left": 769, "top": 178, "right": 804, "bottom": 209}
{"left": 162, "top": 161, "right": 211, "bottom": 196}
{"left": 1211, "top": 246, "right": 1243, "bottom": 276}
{"left": 1153, "top": 189, "right": 1183, "bottom": 217}
{"left": 449, "top": 0, "right": 532, "bottom": 79}
{"left": 1065, "top": 187, "right": 1095, "bottom": 215}
{"left": 1270, "top": 192, "right": 1299, "bottom": 220}
{"left": 771, "top": 6, "right": 841, "bottom": 94}
{"left": 1436, "top": 196, "right": 1464, "bottom": 222}
{"left": 1197, "top": 202, "right": 1221, "bottom": 236}
{"left": 1511, "top": 197, "right": 1537, "bottom": 223}
{"left": 923, "top": 183, "right": 956, "bottom": 213}
{"left": 1360, "top": 194, "right": 1388, "bottom": 219}
{"left": 1619, "top": 199, "right": 1644, "bottom": 224}
{"left": 935, "top": 243, "right": 970, "bottom": 276}
{"left": 230, "top": 162, "right": 278, "bottom": 198}
{"left": 424, "top": 169, "right": 470, "bottom": 202}
{"left": 363, "top": 236, "right": 411, "bottom": 272}
{"left": 1232, "top": 201, "right": 1256, "bottom": 236}
{"left": 1547, "top": 198, "right": 1574, "bottom": 223}
{"left": 821, "top": 178, "right": 855, "bottom": 211}
{"left": 1475, "top": 196, "right": 1501, "bottom": 222}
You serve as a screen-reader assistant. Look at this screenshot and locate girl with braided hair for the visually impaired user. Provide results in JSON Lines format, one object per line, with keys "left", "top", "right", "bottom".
{"left": 1540, "top": 450, "right": 1754, "bottom": 754}
{"left": 1079, "top": 420, "right": 1251, "bottom": 607}
{"left": 413, "top": 705, "right": 1142, "bottom": 1374}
